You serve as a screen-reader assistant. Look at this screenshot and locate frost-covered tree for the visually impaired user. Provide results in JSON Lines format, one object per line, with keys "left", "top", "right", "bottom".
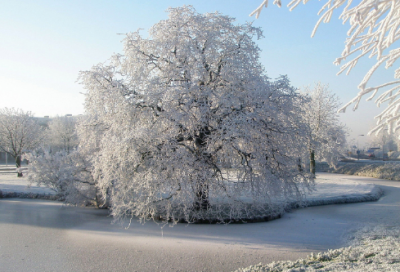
{"left": 251, "top": 0, "right": 400, "bottom": 136}
{"left": 79, "top": 6, "right": 313, "bottom": 224}
{"left": 47, "top": 115, "right": 78, "bottom": 154}
{"left": 301, "top": 83, "right": 347, "bottom": 174}
{"left": 25, "top": 148, "right": 102, "bottom": 206}
{"left": 26, "top": 114, "right": 105, "bottom": 206}
{"left": 0, "top": 108, "right": 44, "bottom": 176}
{"left": 367, "top": 128, "right": 397, "bottom": 158}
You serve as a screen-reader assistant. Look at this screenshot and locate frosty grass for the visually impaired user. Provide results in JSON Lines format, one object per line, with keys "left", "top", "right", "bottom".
{"left": 318, "top": 161, "right": 400, "bottom": 181}
{"left": 235, "top": 226, "right": 400, "bottom": 272}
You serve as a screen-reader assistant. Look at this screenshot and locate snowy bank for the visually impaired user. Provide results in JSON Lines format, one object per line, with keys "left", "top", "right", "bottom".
{"left": 0, "top": 172, "right": 383, "bottom": 211}
{"left": 234, "top": 226, "right": 400, "bottom": 272}
{"left": 317, "top": 161, "right": 400, "bottom": 181}
{"left": 304, "top": 174, "right": 383, "bottom": 207}
{"left": 0, "top": 173, "right": 57, "bottom": 200}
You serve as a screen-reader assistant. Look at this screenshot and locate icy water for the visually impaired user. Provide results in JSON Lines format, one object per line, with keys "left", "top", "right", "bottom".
{"left": 0, "top": 173, "right": 399, "bottom": 272}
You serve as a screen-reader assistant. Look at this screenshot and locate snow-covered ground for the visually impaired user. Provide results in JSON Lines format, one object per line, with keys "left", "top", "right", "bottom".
{"left": 318, "top": 161, "right": 400, "bottom": 181}
{"left": 0, "top": 171, "right": 382, "bottom": 205}
{"left": 305, "top": 175, "right": 382, "bottom": 206}
{"left": 0, "top": 172, "right": 56, "bottom": 199}
{"left": 236, "top": 225, "right": 400, "bottom": 271}
{"left": 0, "top": 173, "right": 398, "bottom": 271}
{"left": 234, "top": 174, "right": 400, "bottom": 272}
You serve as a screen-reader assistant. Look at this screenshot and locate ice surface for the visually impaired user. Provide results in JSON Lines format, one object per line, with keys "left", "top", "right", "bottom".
{"left": 0, "top": 173, "right": 398, "bottom": 271}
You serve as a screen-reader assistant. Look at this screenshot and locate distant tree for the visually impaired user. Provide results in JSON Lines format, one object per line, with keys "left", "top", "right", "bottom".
{"left": 0, "top": 108, "right": 44, "bottom": 176}
{"left": 251, "top": 0, "right": 400, "bottom": 136}
{"left": 79, "top": 6, "right": 313, "bottom": 224}
{"left": 47, "top": 116, "right": 78, "bottom": 154}
{"left": 368, "top": 129, "right": 398, "bottom": 158}
{"left": 301, "top": 83, "right": 347, "bottom": 174}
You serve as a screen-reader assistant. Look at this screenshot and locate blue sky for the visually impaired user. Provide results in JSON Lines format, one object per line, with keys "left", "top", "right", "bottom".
{"left": 1, "top": 0, "right": 394, "bottom": 146}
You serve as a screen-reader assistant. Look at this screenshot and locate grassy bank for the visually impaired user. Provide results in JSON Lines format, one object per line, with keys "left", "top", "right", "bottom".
{"left": 317, "top": 161, "right": 400, "bottom": 181}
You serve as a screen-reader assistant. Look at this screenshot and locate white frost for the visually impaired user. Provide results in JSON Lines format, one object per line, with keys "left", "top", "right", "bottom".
{"left": 235, "top": 225, "right": 400, "bottom": 272}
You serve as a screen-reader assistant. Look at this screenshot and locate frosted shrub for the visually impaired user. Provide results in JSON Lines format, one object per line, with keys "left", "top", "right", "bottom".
{"left": 25, "top": 149, "right": 102, "bottom": 207}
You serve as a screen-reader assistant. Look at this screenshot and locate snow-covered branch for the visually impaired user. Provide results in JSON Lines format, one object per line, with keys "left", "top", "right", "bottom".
{"left": 251, "top": 0, "right": 400, "bottom": 135}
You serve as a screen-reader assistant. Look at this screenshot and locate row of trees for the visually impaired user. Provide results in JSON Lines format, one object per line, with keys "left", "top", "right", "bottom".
{"left": 0, "top": 109, "right": 78, "bottom": 176}
{"left": 1, "top": 6, "right": 347, "bottom": 224}
{"left": 0, "top": 108, "right": 43, "bottom": 176}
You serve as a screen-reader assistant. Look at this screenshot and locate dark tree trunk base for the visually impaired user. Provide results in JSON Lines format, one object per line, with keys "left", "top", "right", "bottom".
{"left": 16, "top": 155, "right": 23, "bottom": 177}
{"left": 193, "top": 199, "right": 210, "bottom": 211}
{"left": 310, "top": 150, "right": 316, "bottom": 175}
{"left": 174, "top": 213, "right": 283, "bottom": 224}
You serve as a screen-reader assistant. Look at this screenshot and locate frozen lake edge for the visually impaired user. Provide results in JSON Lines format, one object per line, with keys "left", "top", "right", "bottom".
{"left": 1, "top": 173, "right": 399, "bottom": 272}
{"left": 0, "top": 172, "right": 384, "bottom": 222}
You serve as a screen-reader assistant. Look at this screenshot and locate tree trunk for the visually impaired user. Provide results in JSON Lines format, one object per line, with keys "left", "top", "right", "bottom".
{"left": 16, "top": 155, "right": 23, "bottom": 177}
{"left": 297, "top": 158, "right": 303, "bottom": 172}
{"left": 94, "top": 187, "right": 109, "bottom": 209}
{"left": 310, "top": 150, "right": 315, "bottom": 175}
{"left": 193, "top": 127, "right": 211, "bottom": 211}
{"left": 194, "top": 182, "right": 209, "bottom": 211}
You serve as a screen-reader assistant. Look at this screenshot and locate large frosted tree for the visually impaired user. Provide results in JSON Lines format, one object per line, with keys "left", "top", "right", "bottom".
{"left": 0, "top": 108, "right": 43, "bottom": 176}
{"left": 252, "top": 0, "right": 400, "bottom": 136}
{"left": 79, "top": 6, "right": 313, "bottom": 224}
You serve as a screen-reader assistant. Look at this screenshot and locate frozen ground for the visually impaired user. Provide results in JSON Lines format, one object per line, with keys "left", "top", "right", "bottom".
{"left": 0, "top": 172, "right": 56, "bottom": 199}
{"left": 318, "top": 160, "right": 400, "bottom": 181}
{"left": 305, "top": 175, "right": 382, "bottom": 206}
{"left": 236, "top": 226, "right": 400, "bottom": 271}
{"left": 0, "top": 171, "right": 382, "bottom": 204}
{"left": 0, "top": 173, "right": 398, "bottom": 271}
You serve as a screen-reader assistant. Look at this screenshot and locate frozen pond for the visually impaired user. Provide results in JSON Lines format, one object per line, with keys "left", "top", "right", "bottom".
{"left": 0, "top": 173, "right": 399, "bottom": 271}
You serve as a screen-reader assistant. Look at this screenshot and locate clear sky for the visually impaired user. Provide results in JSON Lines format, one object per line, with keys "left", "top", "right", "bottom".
{"left": 1, "top": 0, "right": 395, "bottom": 147}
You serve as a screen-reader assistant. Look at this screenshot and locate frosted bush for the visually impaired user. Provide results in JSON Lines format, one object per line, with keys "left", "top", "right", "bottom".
{"left": 25, "top": 149, "right": 102, "bottom": 207}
